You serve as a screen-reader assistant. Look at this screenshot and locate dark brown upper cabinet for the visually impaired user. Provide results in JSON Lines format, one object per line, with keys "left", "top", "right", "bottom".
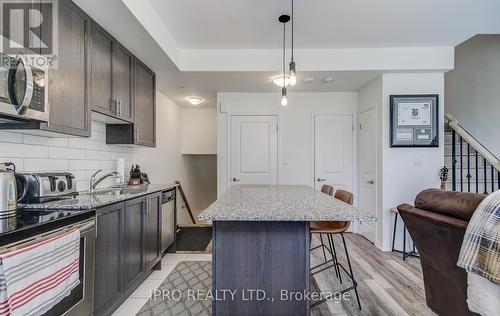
{"left": 133, "top": 58, "right": 155, "bottom": 146}
{"left": 106, "top": 58, "right": 156, "bottom": 147}
{"left": 90, "top": 22, "right": 112, "bottom": 115}
{"left": 39, "top": 0, "right": 91, "bottom": 137}
{"left": 90, "top": 22, "right": 133, "bottom": 123}
{"left": 111, "top": 43, "right": 133, "bottom": 122}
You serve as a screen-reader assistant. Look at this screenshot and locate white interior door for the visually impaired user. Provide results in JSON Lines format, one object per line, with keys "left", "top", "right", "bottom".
{"left": 358, "top": 108, "right": 377, "bottom": 243}
{"left": 314, "top": 115, "right": 354, "bottom": 192}
{"left": 231, "top": 115, "right": 278, "bottom": 185}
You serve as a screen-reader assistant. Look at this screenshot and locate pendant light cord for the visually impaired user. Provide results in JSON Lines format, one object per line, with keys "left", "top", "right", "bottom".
{"left": 291, "top": 0, "right": 294, "bottom": 62}
{"left": 283, "top": 21, "right": 286, "bottom": 88}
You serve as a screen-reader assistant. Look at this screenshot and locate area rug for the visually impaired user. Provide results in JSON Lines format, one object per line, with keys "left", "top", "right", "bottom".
{"left": 137, "top": 261, "right": 211, "bottom": 315}
{"left": 175, "top": 227, "right": 212, "bottom": 251}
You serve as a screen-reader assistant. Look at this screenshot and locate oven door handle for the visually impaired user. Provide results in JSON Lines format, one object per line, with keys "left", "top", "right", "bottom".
{"left": 13, "top": 57, "right": 34, "bottom": 116}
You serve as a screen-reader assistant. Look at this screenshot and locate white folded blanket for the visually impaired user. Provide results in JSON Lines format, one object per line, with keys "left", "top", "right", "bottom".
{"left": 0, "top": 228, "right": 80, "bottom": 316}
{"left": 467, "top": 272, "right": 500, "bottom": 316}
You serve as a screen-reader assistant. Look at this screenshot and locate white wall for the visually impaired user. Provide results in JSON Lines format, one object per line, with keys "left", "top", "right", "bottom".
{"left": 217, "top": 92, "right": 359, "bottom": 199}
{"left": 0, "top": 122, "right": 133, "bottom": 191}
{"left": 358, "top": 73, "right": 445, "bottom": 251}
{"left": 134, "top": 92, "right": 184, "bottom": 185}
{"left": 381, "top": 73, "right": 445, "bottom": 251}
{"left": 135, "top": 92, "right": 217, "bottom": 223}
{"left": 445, "top": 35, "right": 500, "bottom": 159}
{"left": 181, "top": 108, "right": 216, "bottom": 155}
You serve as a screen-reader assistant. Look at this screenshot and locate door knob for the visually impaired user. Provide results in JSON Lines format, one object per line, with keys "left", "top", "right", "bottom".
{"left": 317, "top": 178, "right": 326, "bottom": 182}
{"left": 366, "top": 180, "right": 375, "bottom": 184}
{"left": 232, "top": 178, "right": 240, "bottom": 182}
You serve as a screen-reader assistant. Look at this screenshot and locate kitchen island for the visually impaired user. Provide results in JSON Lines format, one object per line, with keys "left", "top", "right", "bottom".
{"left": 198, "top": 185, "right": 377, "bottom": 316}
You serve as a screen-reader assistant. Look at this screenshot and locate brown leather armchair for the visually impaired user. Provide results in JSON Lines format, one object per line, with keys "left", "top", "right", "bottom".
{"left": 398, "top": 189, "right": 486, "bottom": 316}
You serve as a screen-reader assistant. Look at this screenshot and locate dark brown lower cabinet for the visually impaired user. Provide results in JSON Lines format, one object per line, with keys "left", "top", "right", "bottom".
{"left": 145, "top": 193, "right": 162, "bottom": 270}
{"left": 123, "top": 197, "right": 145, "bottom": 293}
{"left": 94, "top": 193, "right": 164, "bottom": 316}
{"left": 94, "top": 203, "right": 124, "bottom": 316}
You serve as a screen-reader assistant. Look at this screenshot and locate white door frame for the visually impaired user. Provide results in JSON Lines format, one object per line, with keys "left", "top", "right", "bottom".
{"left": 358, "top": 106, "right": 378, "bottom": 244}
{"left": 227, "top": 114, "right": 280, "bottom": 188}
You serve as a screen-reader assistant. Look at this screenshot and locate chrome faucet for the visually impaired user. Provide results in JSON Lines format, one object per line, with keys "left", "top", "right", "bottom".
{"left": 89, "top": 170, "right": 122, "bottom": 193}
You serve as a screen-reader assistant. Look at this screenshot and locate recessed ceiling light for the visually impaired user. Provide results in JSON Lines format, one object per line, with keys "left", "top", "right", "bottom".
{"left": 322, "top": 77, "right": 334, "bottom": 84}
{"left": 185, "top": 96, "right": 204, "bottom": 105}
{"left": 272, "top": 75, "right": 290, "bottom": 88}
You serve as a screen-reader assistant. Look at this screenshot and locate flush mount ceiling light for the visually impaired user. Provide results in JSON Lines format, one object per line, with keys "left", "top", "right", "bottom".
{"left": 272, "top": 74, "right": 290, "bottom": 88}
{"left": 185, "top": 96, "right": 204, "bottom": 105}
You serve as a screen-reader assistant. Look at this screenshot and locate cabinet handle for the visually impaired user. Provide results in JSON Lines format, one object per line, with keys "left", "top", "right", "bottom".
{"left": 118, "top": 99, "right": 122, "bottom": 116}
{"left": 144, "top": 197, "right": 149, "bottom": 215}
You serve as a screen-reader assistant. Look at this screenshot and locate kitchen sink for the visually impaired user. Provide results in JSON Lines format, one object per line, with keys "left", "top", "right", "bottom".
{"left": 81, "top": 184, "right": 148, "bottom": 197}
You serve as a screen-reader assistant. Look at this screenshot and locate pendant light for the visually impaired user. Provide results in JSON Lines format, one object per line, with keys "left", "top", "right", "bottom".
{"left": 279, "top": 14, "right": 290, "bottom": 106}
{"left": 289, "top": 0, "right": 297, "bottom": 86}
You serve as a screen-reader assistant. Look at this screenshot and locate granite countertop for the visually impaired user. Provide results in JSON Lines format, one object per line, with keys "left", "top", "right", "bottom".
{"left": 198, "top": 185, "right": 377, "bottom": 222}
{"left": 21, "top": 183, "right": 177, "bottom": 210}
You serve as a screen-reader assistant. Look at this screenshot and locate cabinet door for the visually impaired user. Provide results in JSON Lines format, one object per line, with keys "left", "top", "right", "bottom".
{"left": 41, "top": 0, "right": 90, "bottom": 137}
{"left": 133, "top": 59, "right": 156, "bottom": 147}
{"left": 94, "top": 203, "right": 124, "bottom": 315}
{"left": 144, "top": 193, "right": 161, "bottom": 270}
{"left": 112, "top": 43, "right": 133, "bottom": 122}
{"left": 123, "top": 197, "right": 145, "bottom": 291}
{"left": 91, "top": 22, "right": 112, "bottom": 115}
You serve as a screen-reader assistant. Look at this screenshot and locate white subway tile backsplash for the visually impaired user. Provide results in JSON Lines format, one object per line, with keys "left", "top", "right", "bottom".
{"left": 69, "top": 159, "right": 101, "bottom": 171}
{"left": 22, "top": 134, "right": 69, "bottom": 147}
{"left": 91, "top": 121, "right": 106, "bottom": 133}
{"left": 0, "top": 132, "right": 23, "bottom": 143}
{"left": 90, "top": 131, "right": 106, "bottom": 142}
{"left": 24, "top": 159, "right": 70, "bottom": 171}
{"left": 68, "top": 137, "right": 105, "bottom": 151}
{"left": 71, "top": 170, "right": 88, "bottom": 181}
{"left": 0, "top": 143, "right": 49, "bottom": 158}
{"left": 100, "top": 160, "right": 116, "bottom": 170}
{"left": 0, "top": 121, "right": 134, "bottom": 191}
{"left": 49, "top": 147, "right": 86, "bottom": 159}
{"left": 85, "top": 150, "right": 112, "bottom": 160}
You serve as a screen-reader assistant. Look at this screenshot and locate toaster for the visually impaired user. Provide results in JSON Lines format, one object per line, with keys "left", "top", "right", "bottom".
{"left": 20, "top": 172, "right": 78, "bottom": 203}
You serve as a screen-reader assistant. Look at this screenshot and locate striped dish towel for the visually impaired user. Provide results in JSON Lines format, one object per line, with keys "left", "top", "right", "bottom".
{"left": 457, "top": 189, "right": 500, "bottom": 284}
{"left": 0, "top": 228, "right": 80, "bottom": 316}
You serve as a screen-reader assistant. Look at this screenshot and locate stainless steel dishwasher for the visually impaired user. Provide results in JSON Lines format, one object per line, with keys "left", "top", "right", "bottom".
{"left": 161, "top": 189, "right": 176, "bottom": 253}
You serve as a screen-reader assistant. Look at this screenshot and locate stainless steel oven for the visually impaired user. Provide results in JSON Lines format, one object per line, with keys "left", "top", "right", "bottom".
{"left": 0, "top": 218, "right": 95, "bottom": 316}
{"left": 0, "top": 52, "right": 49, "bottom": 123}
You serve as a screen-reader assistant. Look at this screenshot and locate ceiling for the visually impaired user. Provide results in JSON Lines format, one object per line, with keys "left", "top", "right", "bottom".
{"left": 75, "top": 0, "right": 499, "bottom": 108}
{"left": 148, "top": 0, "right": 500, "bottom": 49}
{"left": 162, "top": 71, "right": 383, "bottom": 107}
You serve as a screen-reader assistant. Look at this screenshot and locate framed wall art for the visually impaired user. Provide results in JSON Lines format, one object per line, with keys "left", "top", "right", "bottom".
{"left": 390, "top": 94, "right": 439, "bottom": 147}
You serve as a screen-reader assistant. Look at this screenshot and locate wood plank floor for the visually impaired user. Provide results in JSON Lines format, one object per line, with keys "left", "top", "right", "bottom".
{"left": 310, "top": 233, "right": 436, "bottom": 316}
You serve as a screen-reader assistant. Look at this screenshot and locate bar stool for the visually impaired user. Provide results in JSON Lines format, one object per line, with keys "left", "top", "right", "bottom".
{"left": 310, "top": 185, "right": 335, "bottom": 267}
{"left": 391, "top": 207, "right": 419, "bottom": 260}
{"left": 310, "top": 189, "right": 362, "bottom": 310}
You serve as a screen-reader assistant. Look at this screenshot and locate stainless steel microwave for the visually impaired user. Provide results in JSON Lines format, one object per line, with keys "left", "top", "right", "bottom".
{"left": 0, "top": 53, "right": 49, "bottom": 123}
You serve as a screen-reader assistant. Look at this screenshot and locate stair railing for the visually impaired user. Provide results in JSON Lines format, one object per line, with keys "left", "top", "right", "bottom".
{"left": 175, "top": 180, "right": 197, "bottom": 224}
{"left": 447, "top": 117, "right": 500, "bottom": 194}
